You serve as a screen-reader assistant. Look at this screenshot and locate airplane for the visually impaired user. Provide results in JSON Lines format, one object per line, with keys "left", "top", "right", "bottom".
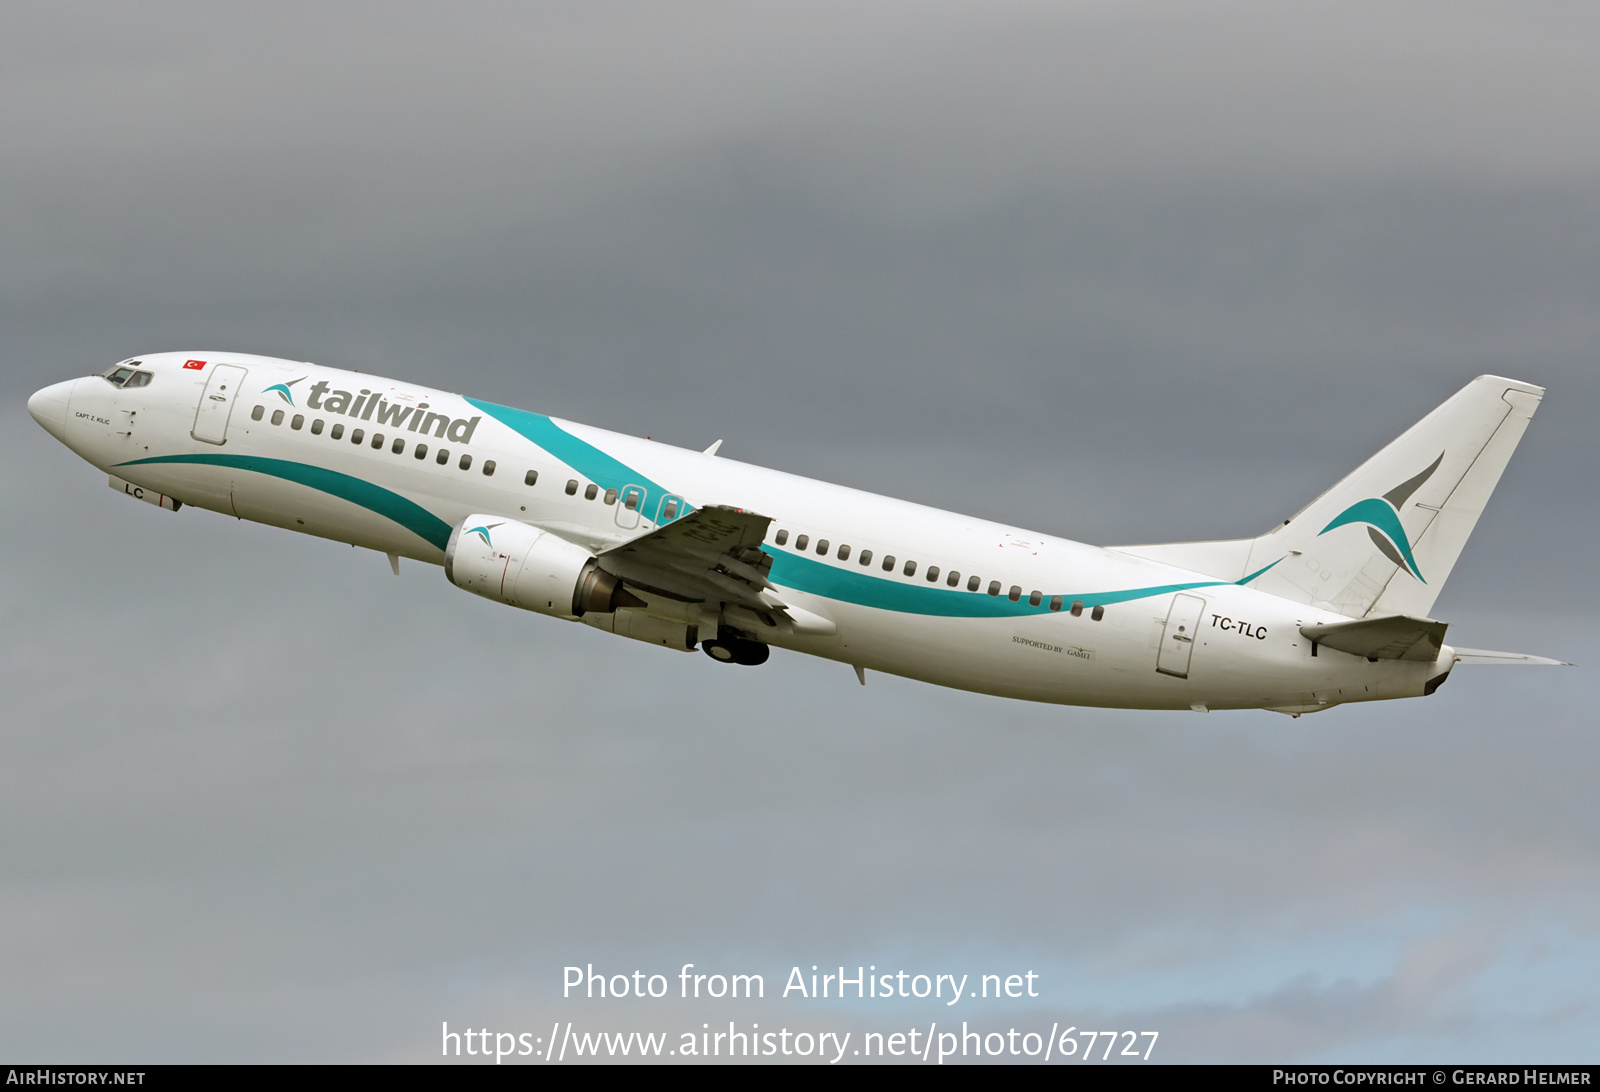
{"left": 27, "top": 354, "right": 1565, "bottom": 715}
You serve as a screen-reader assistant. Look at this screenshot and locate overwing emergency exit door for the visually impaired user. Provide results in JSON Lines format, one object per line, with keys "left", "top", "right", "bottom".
{"left": 191, "top": 364, "right": 248, "bottom": 445}
{"left": 1156, "top": 593, "right": 1207, "bottom": 679}
{"left": 615, "top": 485, "right": 645, "bottom": 529}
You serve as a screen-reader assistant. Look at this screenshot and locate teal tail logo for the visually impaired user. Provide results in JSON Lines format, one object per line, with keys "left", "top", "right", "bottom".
{"left": 1317, "top": 453, "right": 1442, "bottom": 582}
{"left": 264, "top": 377, "right": 305, "bottom": 405}
{"left": 467, "top": 522, "right": 503, "bottom": 547}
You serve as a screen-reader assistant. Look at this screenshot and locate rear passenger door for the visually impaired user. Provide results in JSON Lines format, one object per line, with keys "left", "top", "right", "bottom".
{"left": 1156, "top": 593, "right": 1207, "bottom": 679}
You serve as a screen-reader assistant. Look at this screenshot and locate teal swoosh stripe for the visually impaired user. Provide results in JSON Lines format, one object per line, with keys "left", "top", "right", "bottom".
{"left": 766, "top": 549, "right": 1223, "bottom": 619}
{"left": 1318, "top": 498, "right": 1425, "bottom": 581}
{"left": 116, "top": 454, "right": 453, "bottom": 551}
{"left": 1237, "top": 558, "right": 1282, "bottom": 585}
{"left": 469, "top": 395, "right": 1237, "bottom": 616}
{"left": 467, "top": 398, "right": 677, "bottom": 516}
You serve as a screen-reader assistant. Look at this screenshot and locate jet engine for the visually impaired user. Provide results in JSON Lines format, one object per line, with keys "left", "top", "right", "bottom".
{"left": 444, "top": 514, "right": 644, "bottom": 619}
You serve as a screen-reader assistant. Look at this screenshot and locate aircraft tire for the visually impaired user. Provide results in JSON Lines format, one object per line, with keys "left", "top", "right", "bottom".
{"left": 701, "top": 636, "right": 770, "bottom": 666}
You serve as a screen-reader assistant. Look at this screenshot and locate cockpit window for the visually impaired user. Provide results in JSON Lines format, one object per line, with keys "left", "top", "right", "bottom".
{"left": 101, "top": 367, "right": 153, "bottom": 388}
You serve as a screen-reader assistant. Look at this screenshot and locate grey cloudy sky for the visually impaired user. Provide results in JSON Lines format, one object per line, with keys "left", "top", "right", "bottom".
{"left": 2, "top": 1, "right": 1596, "bottom": 1063}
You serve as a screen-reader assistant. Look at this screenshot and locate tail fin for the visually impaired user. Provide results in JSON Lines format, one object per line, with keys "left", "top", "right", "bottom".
{"left": 1112, "top": 375, "right": 1545, "bottom": 618}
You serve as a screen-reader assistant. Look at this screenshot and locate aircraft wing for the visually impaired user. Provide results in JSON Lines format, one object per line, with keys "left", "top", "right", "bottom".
{"left": 595, "top": 504, "right": 782, "bottom": 613}
{"left": 1299, "top": 615, "right": 1449, "bottom": 662}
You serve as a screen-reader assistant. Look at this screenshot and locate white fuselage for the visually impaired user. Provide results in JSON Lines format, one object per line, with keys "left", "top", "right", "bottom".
{"left": 29, "top": 352, "right": 1450, "bottom": 712}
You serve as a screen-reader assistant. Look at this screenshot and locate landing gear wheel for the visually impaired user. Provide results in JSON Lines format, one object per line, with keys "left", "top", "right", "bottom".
{"left": 700, "top": 633, "right": 770, "bottom": 666}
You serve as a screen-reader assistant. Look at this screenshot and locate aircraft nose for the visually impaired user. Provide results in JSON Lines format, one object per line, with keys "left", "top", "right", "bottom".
{"left": 28, "top": 378, "right": 77, "bottom": 443}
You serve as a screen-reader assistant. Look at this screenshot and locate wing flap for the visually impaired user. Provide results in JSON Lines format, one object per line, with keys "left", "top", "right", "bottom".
{"left": 596, "top": 504, "right": 778, "bottom": 611}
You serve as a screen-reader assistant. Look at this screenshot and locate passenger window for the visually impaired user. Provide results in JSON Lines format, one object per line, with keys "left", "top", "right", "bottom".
{"left": 603, "top": 488, "right": 617, "bottom": 505}
{"left": 483, "top": 460, "right": 496, "bottom": 476}
{"left": 1092, "top": 606, "right": 1105, "bottom": 621}
{"left": 1049, "top": 595, "right": 1063, "bottom": 612}
{"left": 523, "top": 469, "right": 537, "bottom": 486}
{"left": 775, "top": 530, "right": 789, "bottom": 546}
{"left": 988, "top": 581, "right": 1001, "bottom": 596}
{"left": 968, "top": 575, "right": 980, "bottom": 592}
{"left": 584, "top": 483, "right": 598, "bottom": 500}
{"left": 795, "top": 534, "right": 809, "bottom": 551}
{"left": 251, "top": 405, "right": 265, "bottom": 421}
{"left": 414, "top": 443, "right": 428, "bottom": 460}
{"left": 882, "top": 555, "right": 895, "bottom": 571}
{"left": 311, "top": 419, "right": 324, "bottom": 435}
{"left": 437, "top": 448, "right": 450, "bottom": 465}
{"left": 662, "top": 499, "right": 678, "bottom": 519}
{"left": 565, "top": 479, "right": 578, "bottom": 495}
{"left": 331, "top": 423, "right": 345, "bottom": 440}
{"left": 271, "top": 409, "right": 284, "bottom": 426}
{"left": 1008, "top": 586, "right": 1022, "bottom": 601}
{"left": 926, "top": 566, "right": 940, "bottom": 582}
{"left": 838, "top": 544, "right": 850, "bottom": 560}
{"left": 392, "top": 438, "right": 405, "bottom": 454}
{"left": 371, "top": 433, "right": 384, "bottom": 449}
{"left": 1029, "top": 590, "right": 1042, "bottom": 607}
{"left": 859, "top": 549, "right": 872, "bottom": 566}
{"left": 903, "top": 560, "right": 917, "bottom": 577}
{"left": 816, "top": 539, "right": 829, "bottom": 555}
{"left": 1070, "top": 600, "right": 1083, "bottom": 616}
{"left": 624, "top": 493, "right": 637, "bottom": 510}
{"left": 460, "top": 454, "right": 473, "bottom": 471}
{"left": 351, "top": 428, "right": 364, "bottom": 444}
{"left": 947, "top": 571, "right": 960, "bottom": 587}
{"left": 291, "top": 414, "right": 304, "bottom": 430}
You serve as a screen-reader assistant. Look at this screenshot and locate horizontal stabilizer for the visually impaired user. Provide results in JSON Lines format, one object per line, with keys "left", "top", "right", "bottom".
{"left": 1450, "top": 647, "right": 1571, "bottom": 667}
{"left": 1300, "top": 614, "right": 1447, "bottom": 662}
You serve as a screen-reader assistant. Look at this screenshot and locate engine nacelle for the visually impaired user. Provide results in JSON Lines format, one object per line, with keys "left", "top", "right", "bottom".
{"left": 444, "top": 514, "right": 641, "bottom": 618}
{"left": 581, "top": 608, "right": 698, "bottom": 652}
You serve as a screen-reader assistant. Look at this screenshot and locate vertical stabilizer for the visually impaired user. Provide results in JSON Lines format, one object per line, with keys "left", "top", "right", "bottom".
{"left": 1243, "top": 376, "right": 1543, "bottom": 617}
{"left": 1109, "top": 376, "right": 1544, "bottom": 619}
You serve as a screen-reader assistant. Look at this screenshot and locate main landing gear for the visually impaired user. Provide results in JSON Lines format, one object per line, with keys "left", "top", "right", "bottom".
{"left": 700, "top": 628, "right": 770, "bottom": 666}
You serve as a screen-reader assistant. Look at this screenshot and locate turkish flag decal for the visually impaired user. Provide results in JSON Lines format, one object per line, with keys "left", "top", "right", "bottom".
{"left": 183, "top": 359, "right": 206, "bottom": 370}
